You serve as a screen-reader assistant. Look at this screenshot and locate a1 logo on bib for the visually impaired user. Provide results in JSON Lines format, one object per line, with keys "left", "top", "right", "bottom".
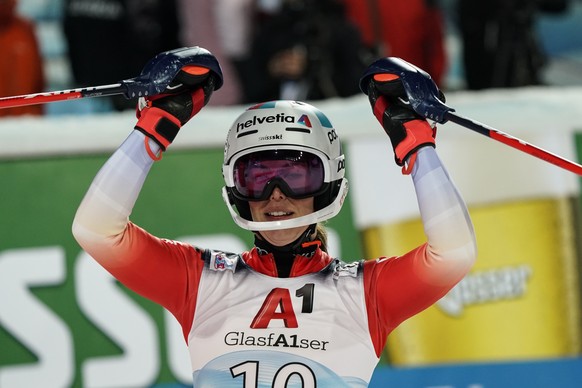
{"left": 251, "top": 284, "right": 315, "bottom": 329}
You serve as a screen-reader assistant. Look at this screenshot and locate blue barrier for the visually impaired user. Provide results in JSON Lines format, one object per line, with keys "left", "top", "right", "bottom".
{"left": 152, "top": 357, "right": 582, "bottom": 387}
{"left": 369, "top": 357, "right": 582, "bottom": 388}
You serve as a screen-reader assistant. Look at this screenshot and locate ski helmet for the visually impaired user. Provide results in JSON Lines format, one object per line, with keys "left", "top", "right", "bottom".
{"left": 222, "top": 100, "right": 348, "bottom": 231}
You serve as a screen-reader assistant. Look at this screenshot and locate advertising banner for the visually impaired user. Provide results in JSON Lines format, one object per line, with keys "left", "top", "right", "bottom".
{"left": 364, "top": 197, "right": 581, "bottom": 364}
{"left": 0, "top": 148, "right": 362, "bottom": 388}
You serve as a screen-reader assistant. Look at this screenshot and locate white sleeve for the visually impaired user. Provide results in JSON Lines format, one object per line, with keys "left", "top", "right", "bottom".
{"left": 410, "top": 146, "right": 478, "bottom": 284}
{"left": 72, "top": 130, "right": 160, "bottom": 243}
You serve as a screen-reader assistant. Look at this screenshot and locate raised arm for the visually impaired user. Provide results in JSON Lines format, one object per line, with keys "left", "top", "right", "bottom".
{"left": 411, "top": 146, "right": 476, "bottom": 284}
{"left": 72, "top": 58, "right": 219, "bottom": 316}
{"left": 361, "top": 63, "right": 477, "bottom": 354}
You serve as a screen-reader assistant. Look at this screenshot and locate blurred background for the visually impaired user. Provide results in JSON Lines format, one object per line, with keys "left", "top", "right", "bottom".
{"left": 4, "top": 0, "right": 582, "bottom": 113}
{"left": 1, "top": 0, "right": 582, "bottom": 387}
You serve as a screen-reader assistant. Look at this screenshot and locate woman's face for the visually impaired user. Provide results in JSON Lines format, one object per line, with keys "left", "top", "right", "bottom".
{"left": 249, "top": 186, "right": 314, "bottom": 247}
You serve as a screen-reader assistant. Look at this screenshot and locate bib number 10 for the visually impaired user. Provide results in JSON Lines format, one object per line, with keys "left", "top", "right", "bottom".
{"left": 231, "top": 360, "right": 316, "bottom": 388}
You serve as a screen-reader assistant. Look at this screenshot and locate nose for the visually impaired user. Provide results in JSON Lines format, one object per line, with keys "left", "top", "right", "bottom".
{"left": 269, "top": 186, "right": 286, "bottom": 200}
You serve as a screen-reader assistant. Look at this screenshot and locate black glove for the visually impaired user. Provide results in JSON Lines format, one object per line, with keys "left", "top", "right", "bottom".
{"left": 135, "top": 66, "right": 217, "bottom": 151}
{"left": 366, "top": 73, "right": 437, "bottom": 169}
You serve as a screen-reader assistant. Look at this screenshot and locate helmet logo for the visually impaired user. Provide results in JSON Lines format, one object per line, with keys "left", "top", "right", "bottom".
{"left": 236, "top": 113, "right": 295, "bottom": 132}
{"left": 327, "top": 129, "right": 339, "bottom": 144}
{"left": 297, "top": 114, "right": 312, "bottom": 128}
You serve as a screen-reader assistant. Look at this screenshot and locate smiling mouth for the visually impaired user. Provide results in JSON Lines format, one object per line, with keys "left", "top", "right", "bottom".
{"left": 266, "top": 211, "right": 293, "bottom": 217}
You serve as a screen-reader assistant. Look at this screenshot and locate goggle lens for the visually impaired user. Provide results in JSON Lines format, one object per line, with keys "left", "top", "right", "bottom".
{"left": 233, "top": 150, "right": 325, "bottom": 200}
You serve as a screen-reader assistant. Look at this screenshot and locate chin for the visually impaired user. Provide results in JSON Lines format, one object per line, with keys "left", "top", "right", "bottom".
{"left": 262, "top": 227, "right": 305, "bottom": 247}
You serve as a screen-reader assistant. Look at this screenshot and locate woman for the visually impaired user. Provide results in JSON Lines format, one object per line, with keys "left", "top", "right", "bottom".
{"left": 73, "top": 51, "right": 476, "bottom": 387}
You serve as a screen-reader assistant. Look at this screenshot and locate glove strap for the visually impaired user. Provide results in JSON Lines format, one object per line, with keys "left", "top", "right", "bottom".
{"left": 394, "top": 119, "right": 436, "bottom": 166}
{"left": 135, "top": 105, "right": 182, "bottom": 151}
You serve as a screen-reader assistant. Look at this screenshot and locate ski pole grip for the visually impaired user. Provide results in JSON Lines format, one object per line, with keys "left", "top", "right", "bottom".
{"left": 360, "top": 57, "right": 453, "bottom": 123}
{"left": 121, "top": 46, "right": 223, "bottom": 99}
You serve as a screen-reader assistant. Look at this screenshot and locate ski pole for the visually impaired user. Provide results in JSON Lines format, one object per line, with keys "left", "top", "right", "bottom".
{"left": 0, "top": 46, "right": 223, "bottom": 109}
{"left": 360, "top": 57, "right": 582, "bottom": 176}
{"left": 444, "top": 111, "right": 582, "bottom": 175}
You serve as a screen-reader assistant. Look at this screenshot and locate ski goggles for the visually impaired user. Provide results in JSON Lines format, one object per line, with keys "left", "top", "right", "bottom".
{"left": 232, "top": 150, "right": 327, "bottom": 201}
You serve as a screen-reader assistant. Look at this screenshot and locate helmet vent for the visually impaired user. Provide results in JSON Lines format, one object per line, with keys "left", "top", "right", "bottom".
{"left": 237, "top": 130, "right": 258, "bottom": 138}
{"left": 285, "top": 127, "right": 311, "bottom": 134}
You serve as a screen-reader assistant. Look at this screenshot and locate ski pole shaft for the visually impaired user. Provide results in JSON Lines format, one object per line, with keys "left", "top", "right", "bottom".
{"left": 445, "top": 111, "right": 582, "bottom": 176}
{"left": 0, "top": 84, "right": 127, "bottom": 109}
{"left": 0, "top": 46, "right": 223, "bottom": 110}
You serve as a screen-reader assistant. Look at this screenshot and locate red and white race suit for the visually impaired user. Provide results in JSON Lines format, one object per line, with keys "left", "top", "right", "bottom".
{"left": 73, "top": 131, "right": 476, "bottom": 387}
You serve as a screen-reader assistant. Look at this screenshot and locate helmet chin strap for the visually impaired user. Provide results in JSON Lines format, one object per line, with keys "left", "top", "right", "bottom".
{"left": 254, "top": 224, "right": 318, "bottom": 255}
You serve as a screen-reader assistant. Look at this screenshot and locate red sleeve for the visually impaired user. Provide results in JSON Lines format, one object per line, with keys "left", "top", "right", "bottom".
{"left": 89, "top": 222, "right": 205, "bottom": 341}
{"left": 363, "top": 243, "right": 461, "bottom": 356}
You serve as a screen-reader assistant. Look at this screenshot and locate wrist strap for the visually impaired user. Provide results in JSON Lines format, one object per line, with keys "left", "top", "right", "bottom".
{"left": 144, "top": 136, "right": 163, "bottom": 161}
